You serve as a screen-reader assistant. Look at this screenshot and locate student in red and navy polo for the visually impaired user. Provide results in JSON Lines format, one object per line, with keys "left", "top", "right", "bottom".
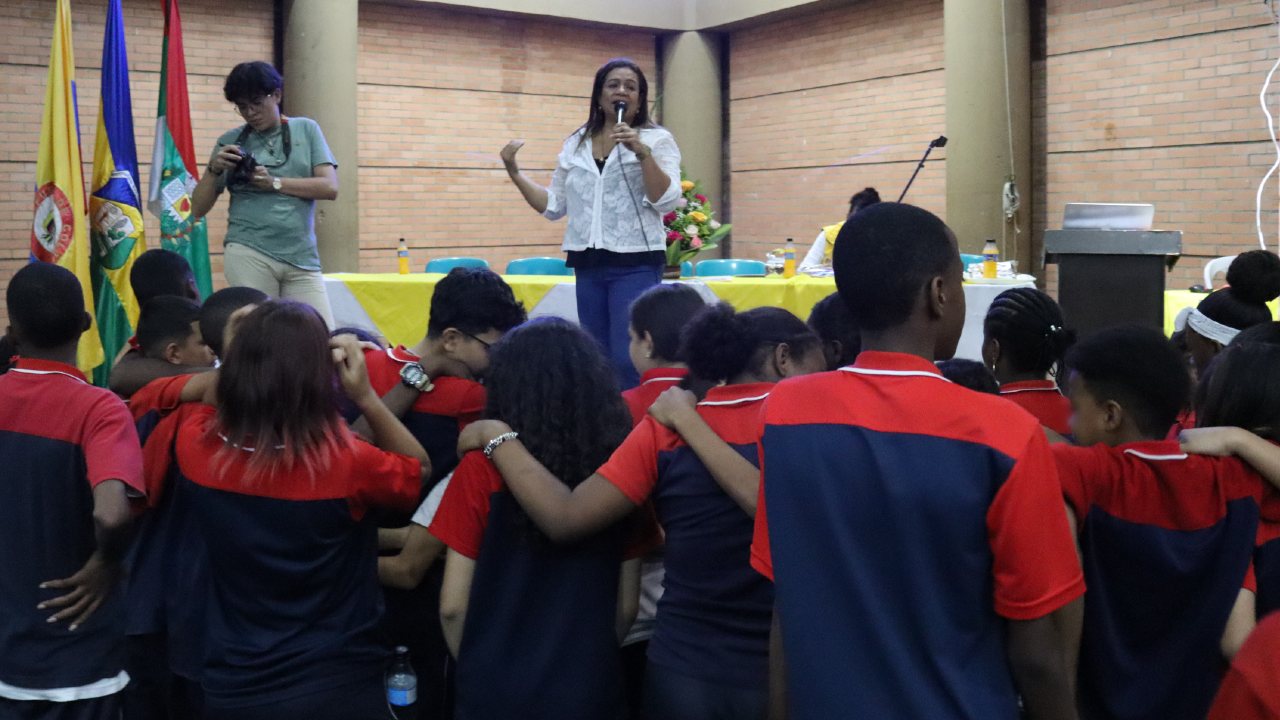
{"left": 355, "top": 267, "right": 524, "bottom": 716}
{"left": 982, "top": 287, "right": 1075, "bottom": 437}
{"left": 620, "top": 283, "right": 706, "bottom": 425}
{"left": 1057, "top": 326, "right": 1264, "bottom": 720}
{"left": 752, "top": 205, "right": 1084, "bottom": 720}
{"left": 433, "top": 318, "right": 650, "bottom": 720}
{"left": 453, "top": 303, "right": 824, "bottom": 720}
{"left": 172, "top": 303, "right": 426, "bottom": 720}
{"left": 0, "top": 263, "right": 144, "bottom": 720}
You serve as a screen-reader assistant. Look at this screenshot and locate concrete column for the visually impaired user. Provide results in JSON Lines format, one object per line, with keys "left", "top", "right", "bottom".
{"left": 944, "top": 0, "right": 1032, "bottom": 268}
{"left": 659, "top": 31, "right": 726, "bottom": 256}
{"left": 282, "top": 0, "right": 360, "bottom": 272}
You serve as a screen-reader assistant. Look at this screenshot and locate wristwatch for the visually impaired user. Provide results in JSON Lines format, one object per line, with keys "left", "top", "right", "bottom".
{"left": 399, "top": 362, "right": 433, "bottom": 393}
{"left": 271, "top": 176, "right": 283, "bottom": 192}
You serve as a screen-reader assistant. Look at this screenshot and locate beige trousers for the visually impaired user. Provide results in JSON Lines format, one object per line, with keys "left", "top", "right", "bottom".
{"left": 223, "top": 242, "right": 335, "bottom": 328}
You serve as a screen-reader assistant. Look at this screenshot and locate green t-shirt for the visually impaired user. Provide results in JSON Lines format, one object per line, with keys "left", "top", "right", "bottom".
{"left": 210, "top": 117, "right": 336, "bottom": 270}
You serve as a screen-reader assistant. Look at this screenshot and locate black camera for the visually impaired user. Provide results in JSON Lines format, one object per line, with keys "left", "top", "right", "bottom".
{"left": 226, "top": 147, "right": 259, "bottom": 187}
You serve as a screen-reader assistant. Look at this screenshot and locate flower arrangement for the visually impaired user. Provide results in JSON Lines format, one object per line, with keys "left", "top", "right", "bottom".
{"left": 663, "top": 173, "right": 731, "bottom": 267}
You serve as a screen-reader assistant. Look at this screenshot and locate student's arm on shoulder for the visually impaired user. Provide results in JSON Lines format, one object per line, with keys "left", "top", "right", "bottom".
{"left": 349, "top": 438, "right": 423, "bottom": 520}
{"left": 439, "top": 548, "right": 475, "bottom": 658}
{"left": 616, "top": 558, "right": 641, "bottom": 643}
{"left": 649, "top": 387, "right": 761, "bottom": 515}
{"left": 110, "top": 350, "right": 210, "bottom": 398}
{"left": 457, "top": 419, "right": 642, "bottom": 543}
{"left": 1182, "top": 427, "right": 1280, "bottom": 493}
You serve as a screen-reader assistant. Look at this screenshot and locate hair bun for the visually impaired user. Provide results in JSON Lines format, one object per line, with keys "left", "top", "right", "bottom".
{"left": 1227, "top": 250, "right": 1280, "bottom": 305}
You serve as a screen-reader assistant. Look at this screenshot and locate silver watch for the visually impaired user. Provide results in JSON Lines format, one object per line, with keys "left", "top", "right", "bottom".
{"left": 399, "top": 362, "right": 433, "bottom": 392}
{"left": 271, "top": 176, "right": 282, "bottom": 192}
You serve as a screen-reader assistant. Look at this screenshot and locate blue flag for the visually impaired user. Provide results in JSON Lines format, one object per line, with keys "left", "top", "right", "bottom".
{"left": 90, "top": 0, "right": 146, "bottom": 386}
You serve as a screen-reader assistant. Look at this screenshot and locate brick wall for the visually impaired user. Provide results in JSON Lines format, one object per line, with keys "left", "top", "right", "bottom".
{"left": 726, "top": 0, "right": 947, "bottom": 263}
{"left": 356, "top": 4, "right": 655, "bottom": 274}
{"left": 4, "top": 0, "right": 1279, "bottom": 325}
{"left": 0, "top": 0, "right": 271, "bottom": 326}
{"left": 1038, "top": 0, "right": 1279, "bottom": 291}
{"left": 0, "top": 0, "right": 653, "bottom": 325}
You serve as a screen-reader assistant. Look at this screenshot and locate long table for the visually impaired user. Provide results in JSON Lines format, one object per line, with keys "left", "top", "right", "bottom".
{"left": 324, "top": 273, "right": 1035, "bottom": 362}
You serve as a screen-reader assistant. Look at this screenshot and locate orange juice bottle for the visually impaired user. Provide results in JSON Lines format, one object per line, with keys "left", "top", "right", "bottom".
{"left": 397, "top": 238, "right": 410, "bottom": 275}
{"left": 783, "top": 238, "right": 796, "bottom": 278}
{"left": 982, "top": 238, "right": 999, "bottom": 279}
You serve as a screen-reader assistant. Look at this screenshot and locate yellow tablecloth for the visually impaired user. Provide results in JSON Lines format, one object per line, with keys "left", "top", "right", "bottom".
{"left": 326, "top": 273, "right": 840, "bottom": 348}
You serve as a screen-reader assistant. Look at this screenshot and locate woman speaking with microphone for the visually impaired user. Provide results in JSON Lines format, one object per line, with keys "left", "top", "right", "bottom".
{"left": 502, "top": 58, "right": 682, "bottom": 389}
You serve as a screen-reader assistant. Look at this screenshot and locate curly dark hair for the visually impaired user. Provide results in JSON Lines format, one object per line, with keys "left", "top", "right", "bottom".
{"left": 427, "top": 267, "right": 527, "bottom": 338}
{"left": 483, "top": 318, "right": 631, "bottom": 488}
{"left": 679, "top": 303, "right": 820, "bottom": 384}
{"left": 1066, "top": 325, "right": 1191, "bottom": 439}
{"left": 984, "top": 287, "right": 1075, "bottom": 378}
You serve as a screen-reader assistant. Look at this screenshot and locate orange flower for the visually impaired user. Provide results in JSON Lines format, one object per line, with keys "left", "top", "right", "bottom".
{"left": 681, "top": 180, "right": 695, "bottom": 192}
{"left": 688, "top": 211, "right": 708, "bottom": 224}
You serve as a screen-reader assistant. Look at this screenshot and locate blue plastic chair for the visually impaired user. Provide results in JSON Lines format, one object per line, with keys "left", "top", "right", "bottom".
{"left": 960, "top": 253, "right": 984, "bottom": 269}
{"left": 694, "top": 259, "right": 768, "bottom": 277}
{"left": 681, "top": 260, "right": 694, "bottom": 278}
{"left": 425, "top": 256, "right": 490, "bottom": 273}
{"left": 505, "top": 257, "right": 572, "bottom": 276}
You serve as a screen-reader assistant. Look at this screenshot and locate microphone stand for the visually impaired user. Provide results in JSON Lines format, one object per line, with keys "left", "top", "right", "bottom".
{"left": 898, "top": 135, "right": 948, "bottom": 203}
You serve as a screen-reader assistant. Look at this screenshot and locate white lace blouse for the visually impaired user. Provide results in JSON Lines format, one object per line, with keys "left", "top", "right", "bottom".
{"left": 543, "top": 126, "right": 682, "bottom": 254}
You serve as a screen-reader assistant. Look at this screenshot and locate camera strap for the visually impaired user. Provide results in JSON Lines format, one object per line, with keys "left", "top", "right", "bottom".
{"left": 233, "top": 116, "right": 292, "bottom": 168}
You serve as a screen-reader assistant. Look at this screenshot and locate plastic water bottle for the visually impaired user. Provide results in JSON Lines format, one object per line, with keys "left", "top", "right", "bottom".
{"left": 397, "top": 238, "right": 410, "bottom": 275}
{"left": 386, "top": 646, "right": 418, "bottom": 718}
{"left": 982, "top": 238, "right": 999, "bottom": 279}
{"left": 782, "top": 238, "right": 796, "bottom": 278}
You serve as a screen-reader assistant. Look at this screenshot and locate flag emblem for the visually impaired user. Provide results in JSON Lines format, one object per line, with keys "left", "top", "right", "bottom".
{"left": 32, "top": 182, "right": 74, "bottom": 263}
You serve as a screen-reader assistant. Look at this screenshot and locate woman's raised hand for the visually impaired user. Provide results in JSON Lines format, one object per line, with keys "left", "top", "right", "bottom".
{"left": 500, "top": 140, "right": 525, "bottom": 171}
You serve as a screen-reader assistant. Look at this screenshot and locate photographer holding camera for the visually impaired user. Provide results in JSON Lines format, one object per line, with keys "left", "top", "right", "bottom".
{"left": 192, "top": 61, "right": 338, "bottom": 325}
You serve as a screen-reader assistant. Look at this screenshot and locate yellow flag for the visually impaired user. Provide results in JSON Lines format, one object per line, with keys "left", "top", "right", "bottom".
{"left": 31, "top": 0, "right": 103, "bottom": 374}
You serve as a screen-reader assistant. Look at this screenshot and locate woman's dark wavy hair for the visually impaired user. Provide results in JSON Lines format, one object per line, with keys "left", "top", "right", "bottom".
{"left": 1197, "top": 341, "right": 1280, "bottom": 442}
{"left": 223, "top": 61, "right": 283, "bottom": 104}
{"left": 679, "top": 303, "right": 820, "bottom": 385}
{"left": 984, "top": 287, "right": 1076, "bottom": 377}
{"left": 1196, "top": 250, "right": 1280, "bottom": 333}
{"left": 212, "top": 301, "right": 350, "bottom": 484}
{"left": 578, "top": 58, "right": 653, "bottom": 146}
{"left": 483, "top": 318, "right": 631, "bottom": 488}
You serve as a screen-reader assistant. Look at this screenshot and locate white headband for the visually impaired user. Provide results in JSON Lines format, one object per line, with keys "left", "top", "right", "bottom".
{"left": 1186, "top": 308, "right": 1240, "bottom": 346}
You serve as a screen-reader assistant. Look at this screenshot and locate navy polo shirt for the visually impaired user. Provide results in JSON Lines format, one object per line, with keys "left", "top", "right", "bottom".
{"left": 175, "top": 404, "right": 420, "bottom": 708}
{"left": 752, "top": 352, "right": 1085, "bottom": 720}
{"left": 598, "top": 382, "right": 775, "bottom": 688}
{"left": 431, "top": 451, "right": 654, "bottom": 719}
{"left": 0, "top": 358, "right": 144, "bottom": 693}
{"left": 1056, "top": 441, "right": 1265, "bottom": 720}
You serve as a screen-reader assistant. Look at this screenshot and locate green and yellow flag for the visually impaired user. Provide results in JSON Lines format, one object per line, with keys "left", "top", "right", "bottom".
{"left": 31, "top": 0, "right": 103, "bottom": 374}
{"left": 90, "top": 0, "right": 146, "bottom": 386}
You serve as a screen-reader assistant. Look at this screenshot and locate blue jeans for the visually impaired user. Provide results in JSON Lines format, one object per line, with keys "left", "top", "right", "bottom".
{"left": 574, "top": 264, "right": 662, "bottom": 389}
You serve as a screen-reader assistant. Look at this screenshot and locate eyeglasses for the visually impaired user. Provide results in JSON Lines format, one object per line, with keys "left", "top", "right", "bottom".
{"left": 464, "top": 332, "right": 493, "bottom": 351}
{"left": 233, "top": 95, "right": 274, "bottom": 116}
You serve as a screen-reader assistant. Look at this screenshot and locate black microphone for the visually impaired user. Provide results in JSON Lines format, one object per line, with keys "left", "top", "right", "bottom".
{"left": 931, "top": 135, "right": 948, "bottom": 148}
{"left": 614, "top": 100, "right": 628, "bottom": 125}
